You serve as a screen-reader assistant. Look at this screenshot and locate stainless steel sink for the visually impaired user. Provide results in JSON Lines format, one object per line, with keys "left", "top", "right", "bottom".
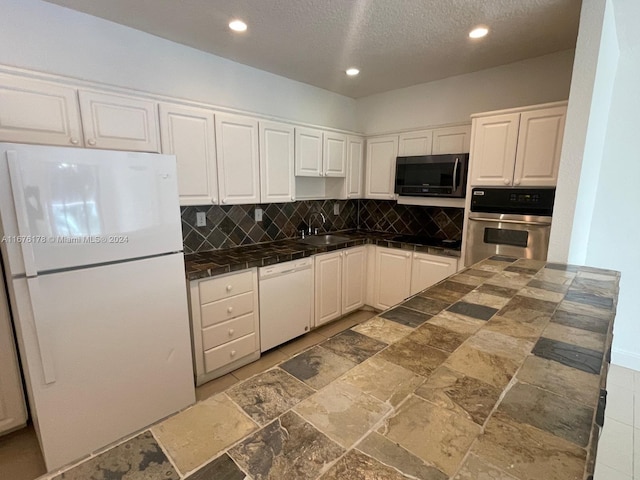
{"left": 297, "top": 234, "right": 350, "bottom": 246}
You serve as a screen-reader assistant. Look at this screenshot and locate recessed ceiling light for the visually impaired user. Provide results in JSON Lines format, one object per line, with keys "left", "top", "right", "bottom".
{"left": 469, "top": 26, "right": 489, "bottom": 39}
{"left": 346, "top": 68, "right": 360, "bottom": 76}
{"left": 229, "top": 20, "right": 247, "bottom": 32}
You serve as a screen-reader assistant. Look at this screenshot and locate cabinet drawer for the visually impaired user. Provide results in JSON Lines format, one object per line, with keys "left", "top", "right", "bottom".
{"left": 201, "top": 291, "right": 254, "bottom": 328}
{"left": 202, "top": 312, "right": 255, "bottom": 351}
{"left": 199, "top": 271, "right": 254, "bottom": 304}
{"left": 204, "top": 333, "right": 257, "bottom": 373}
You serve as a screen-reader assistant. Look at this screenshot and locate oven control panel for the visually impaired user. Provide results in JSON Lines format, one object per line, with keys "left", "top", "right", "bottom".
{"left": 471, "top": 188, "right": 555, "bottom": 215}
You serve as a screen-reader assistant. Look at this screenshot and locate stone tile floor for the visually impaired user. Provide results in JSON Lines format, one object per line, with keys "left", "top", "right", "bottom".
{"left": 0, "top": 259, "right": 633, "bottom": 480}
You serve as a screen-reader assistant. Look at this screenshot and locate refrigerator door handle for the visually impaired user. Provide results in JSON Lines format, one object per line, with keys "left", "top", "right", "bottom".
{"left": 26, "top": 277, "right": 56, "bottom": 384}
{"left": 7, "top": 152, "right": 38, "bottom": 277}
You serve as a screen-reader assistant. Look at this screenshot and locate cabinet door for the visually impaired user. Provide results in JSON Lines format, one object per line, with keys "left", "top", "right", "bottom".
{"left": 78, "top": 90, "right": 159, "bottom": 152}
{"left": 315, "top": 252, "right": 342, "bottom": 326}
{"left": 342, "top": 246, "right": 366, "bottom": 314}
{"left": 346, "top": 136, "right": 364, "bottom": 198}
{"left": 432, "top": 125, "right": 471, "bottom": 154}
{"left": 410, "top": 253, "right": 458, "bottom": 296}
{"left": 0, "top": 282, "right": 27, "bottom": 434}
{"left": 373, "top": 247, "right": 412, "bottom": 310}
{"left": 159, "top": 103, "right": 217, "bottom": 206}
{"left": 513, "top": 106, "right": 567, "bottom": 187}
{"left": 295, "top": 126, "right": 323, "bottom": 176}
{"left": 215, "top": 113, "right": 260, "bottom": 205}
{"left": 365, "top": 136, "right": 399, "bottom": 200}
{"left": 323, "top": 131, "right": 347, "bottom": 177}
{"left": 469, "top": 113, "right": 520, "bottom": 186}
{"left": 0, "top": 73, "right": 83, "bottom": 147}
{"left": 259, "top": 121, "right": 294, "bottom": 203}
{"left": 398, "top": 130, "right": 433, "bottom": 156}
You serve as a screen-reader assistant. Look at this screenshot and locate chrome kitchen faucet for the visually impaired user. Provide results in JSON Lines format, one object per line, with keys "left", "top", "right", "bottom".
{"left": 307, "top": 211, "right": 326, "bottom": 235}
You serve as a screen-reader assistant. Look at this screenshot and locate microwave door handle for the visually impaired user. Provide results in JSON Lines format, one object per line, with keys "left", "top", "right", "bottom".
{"left": 452, "top": 157, "right": 459, "bottom": 192}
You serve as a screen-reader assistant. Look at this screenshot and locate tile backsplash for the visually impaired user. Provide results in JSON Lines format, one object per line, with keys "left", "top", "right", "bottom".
{"left": 181, "top": 200, "right": 463, "bottom": 254}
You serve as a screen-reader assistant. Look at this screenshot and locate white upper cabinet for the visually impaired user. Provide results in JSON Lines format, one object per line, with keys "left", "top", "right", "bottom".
{"left": 470, "top": 104, "right": 567, "bottom": 187}
{"left": 0, "top": 73, "right": 83, "bottom": 147}
{"left": 78, "top": 90, "right": 160, "bottom": 152}
{"left": 469, "top": 113, "right": 520, "bottom": 186}
{"left": 432, "top": 125, "right": 471, "bottom": 154}
{"left": 513, "top": 106, "right": 567, "bottom": 187}
{"left": 323, "top": 131, "right": 347, "bottom": 177}
{"left": 295, "top": 126, "right": 323, "bottom": 176}
{"left": 398, "top": 130, "right": 433, "bottom": 156}
{"left": 159, "top": 103, "right": 217, "bottom": 206}
{"left": 346, "top": 136, "right": 364, "bottom": 198}
{"left": 259, "top": 120, "right": 295, "bottom": 203}
{"left": 365, "top": 135, "right": 399, "bottom": 200}
{"left": 215, "top": 113, "right": 260, "bottom": 205}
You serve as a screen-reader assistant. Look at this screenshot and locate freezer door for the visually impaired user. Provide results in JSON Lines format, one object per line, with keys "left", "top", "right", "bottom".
{"left": 0, "top": 143, "right": 182, "bottom": 275}
{"left": 9, "top": 253, "right": 195, "bottom": 470}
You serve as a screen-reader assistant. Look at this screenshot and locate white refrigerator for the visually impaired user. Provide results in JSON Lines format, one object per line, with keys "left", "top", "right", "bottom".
{"left": 0, "top": 143, "right": 195, "bottom": 471}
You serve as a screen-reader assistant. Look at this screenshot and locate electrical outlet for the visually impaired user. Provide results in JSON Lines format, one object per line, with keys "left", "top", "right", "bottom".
{"left": 255, "top": 208, "right": 263, "bottom": 222}
{"left": 196, "top": 212, "right": 206, "bottom": 227}
{"left": 333, "top": 204, "right": 340, "bottom": 215}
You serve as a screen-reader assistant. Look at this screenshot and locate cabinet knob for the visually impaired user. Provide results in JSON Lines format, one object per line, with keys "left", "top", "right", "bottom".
{"left": 514, "top": 179, "right": 521, "bottom": 186}
{"left": 291, "top": 196, "right": 295, "bottom": 201}
{"left": 503, "top": 178, "right": 510, "bottom": 185}
{"left": 344, "top": 251, "right": 348, "bottom": 256}
{"left": 340, "top": 252, "right": 343, "bottom": 257}
{"left": 230, "top": 350, "right": 237, "bottom": 358}
{"left": 413, "top": 253, "right": 417, "bottom": 259}
{"left": 226, "top": 285, "right": 233, "bottom": 292}
{"left": 222, "top": 199, "right": 227, "bottom": 204}
{"left": 228, "top": 329, "right": 235, "bottom": 336}
{"left": 212, "top": 197, "right": 218, "bottom": 205}
{"left": 70, "top": 137, "right": 79, "bottom": 145}
{"left": 87, "top": 138, "right": 97, "bottom": 146}
{"left": 227, "top": 306, "right": 233, "bottom": 313}
{"left": 389, "top": 194, "right": 394, "bottom": 199}
{"left": 405, "top": 252, "right": 410, "bottom": 258}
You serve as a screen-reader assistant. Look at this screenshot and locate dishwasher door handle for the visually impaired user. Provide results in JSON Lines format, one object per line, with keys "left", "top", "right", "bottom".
{"left": 468, "top": 217, "right": 551, "bottom": 227}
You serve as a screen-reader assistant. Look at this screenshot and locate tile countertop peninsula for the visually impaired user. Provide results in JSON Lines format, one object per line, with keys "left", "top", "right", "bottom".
{"left": 183, "top": 230, "right": 461, "bottom": 281}
{"left": 48, "top": 256, "right": 618, "bottom": 480}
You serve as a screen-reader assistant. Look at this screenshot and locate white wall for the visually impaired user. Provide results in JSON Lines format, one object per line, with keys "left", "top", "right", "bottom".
{"left": 548, "top": 0, "right": 640, "bottom": 370}
{"left": 548, "top": 0, "right": 619, "bottom": 264}
{"left": 355, "top": 50, "right": 575, "bottom": 135}
{"left": 0, "top": 0, "right": 357, "bottom": 131}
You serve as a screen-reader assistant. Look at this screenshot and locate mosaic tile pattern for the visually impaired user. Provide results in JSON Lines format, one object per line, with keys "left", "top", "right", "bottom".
{"left": 50, "top": 259, "right": 619, "bottom": 480}
{"left": 181, "top": 199, "right": 464, "bottom": 254}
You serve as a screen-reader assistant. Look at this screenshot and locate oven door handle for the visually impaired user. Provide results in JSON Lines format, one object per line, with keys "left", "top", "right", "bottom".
{"left": 452, "top": 157, "right": 459, "bottom": 193}
{"left": 468, "top": 217, "right": 551, "bottom": 227}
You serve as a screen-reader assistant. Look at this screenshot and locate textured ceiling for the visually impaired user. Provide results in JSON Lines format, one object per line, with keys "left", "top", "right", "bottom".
{"left": 44, "top": 0, "right": 582, "bottom": 98}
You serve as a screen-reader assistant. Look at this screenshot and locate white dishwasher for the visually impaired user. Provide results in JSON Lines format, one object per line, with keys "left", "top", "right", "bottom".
{"left": 259, "top": 258, "right": 313, "bottom": 352}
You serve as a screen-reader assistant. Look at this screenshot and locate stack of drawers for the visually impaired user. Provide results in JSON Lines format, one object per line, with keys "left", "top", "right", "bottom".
{"left": 190, "top": 268, "right": 260, "bottom": 385}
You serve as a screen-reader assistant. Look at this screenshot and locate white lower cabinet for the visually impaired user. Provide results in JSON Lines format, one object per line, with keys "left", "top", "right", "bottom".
{"left": 410, "top": 252, "right": 458, "bottom": 296}
{"left": 342, "top": 247, "right": 366, "bottom": 314}
{"left": 189, "top": 269, "right": 260, "bottom": 385}
{"left": 373, "top": 247, "right": 412, "bottom": 310}
{"left": 314, "top": 246, "right": 366, "bottom": 327}
{"left": 314, "top": 251, "right": 343, "bottom": 326}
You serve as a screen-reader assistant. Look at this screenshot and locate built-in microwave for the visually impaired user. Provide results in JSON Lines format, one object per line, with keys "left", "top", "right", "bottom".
{"left": 394, "top": 154, "right": 469, "bottom": 198}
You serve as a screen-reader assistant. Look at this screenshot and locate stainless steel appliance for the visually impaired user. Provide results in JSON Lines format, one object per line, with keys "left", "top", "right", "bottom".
{"left": 395, "top": 154, "right": 469, "bottom": 197}
{"left": 465, "top": 187, "right": 555, "bottom": 266}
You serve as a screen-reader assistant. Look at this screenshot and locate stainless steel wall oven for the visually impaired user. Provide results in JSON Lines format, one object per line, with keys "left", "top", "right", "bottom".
{"left": 465, "top": 188, "right": 555, "bottom": 266}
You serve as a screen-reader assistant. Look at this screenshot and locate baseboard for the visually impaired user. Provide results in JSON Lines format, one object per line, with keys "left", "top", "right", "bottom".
{"left": 611, "top": 348, "right": 640, "bottom": 372}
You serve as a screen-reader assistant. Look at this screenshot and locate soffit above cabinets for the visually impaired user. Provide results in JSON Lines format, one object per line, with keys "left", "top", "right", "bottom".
{"left": 44, "top": 0, "right": 581, "bottom": 99}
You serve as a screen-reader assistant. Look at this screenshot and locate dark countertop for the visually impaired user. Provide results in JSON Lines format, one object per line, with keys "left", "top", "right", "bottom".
{"left": 184, "top": 230, "right": 461, "bottom": 281}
